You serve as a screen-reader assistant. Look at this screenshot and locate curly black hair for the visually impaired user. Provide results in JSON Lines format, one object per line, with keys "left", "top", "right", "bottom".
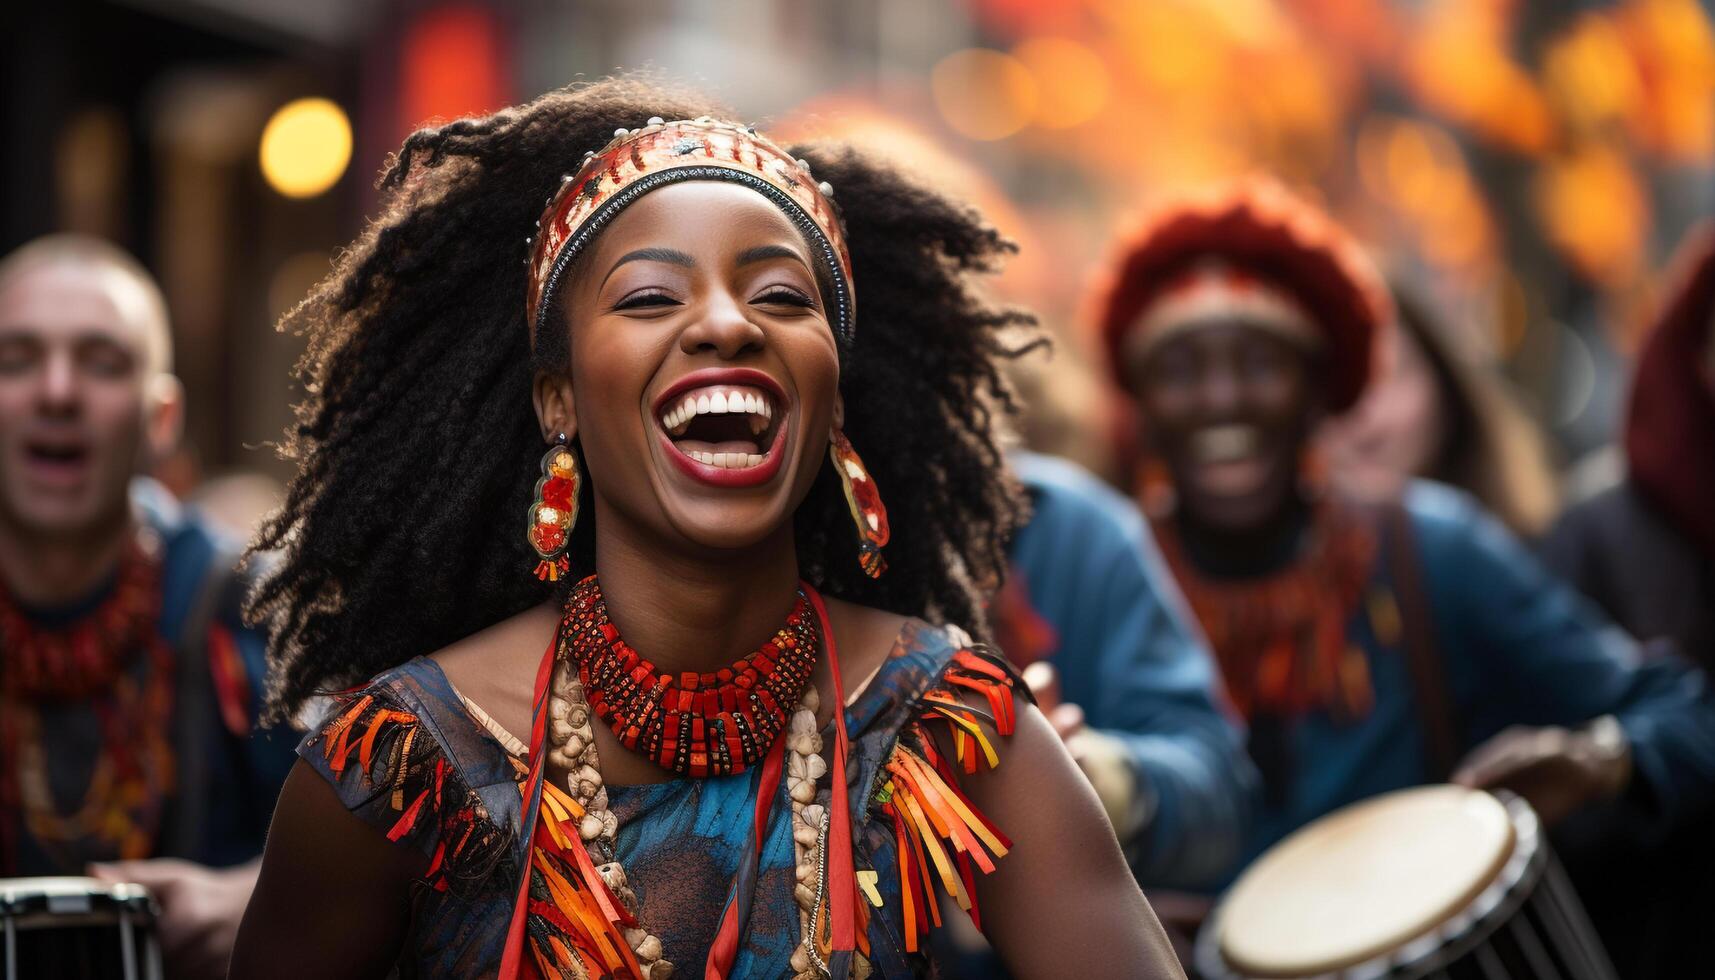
{"left": 247, "top": 78, "right": 1040, "bottom": 720}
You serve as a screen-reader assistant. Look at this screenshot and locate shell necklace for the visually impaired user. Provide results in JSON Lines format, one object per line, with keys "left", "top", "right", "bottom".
{"left": 523, "top": 580, "right": 863, "bottom": 979}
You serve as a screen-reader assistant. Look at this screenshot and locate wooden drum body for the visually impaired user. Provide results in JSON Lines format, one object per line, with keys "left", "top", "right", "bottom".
{"left": 0, "top": 877, "right": 162, "bottom": 980}
{"left": 1196, "top": 786, "right": 1616, "bottom": 980}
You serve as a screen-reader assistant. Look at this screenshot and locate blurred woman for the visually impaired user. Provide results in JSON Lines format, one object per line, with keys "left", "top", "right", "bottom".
{"left": 1321, "top": 282, "right": 1559, "bottom": 537}
{"left": 230, "top": 80, "right": 1174, "bottom": 978}
{"left": 1543, "top": 222, "right": 1715, "bottom": 669}
{"left": 1093, "top": 176, "right": 1715, "bottom": 891}
{"left": 1539, "top": 222, "right": 1715, "bottom": 980}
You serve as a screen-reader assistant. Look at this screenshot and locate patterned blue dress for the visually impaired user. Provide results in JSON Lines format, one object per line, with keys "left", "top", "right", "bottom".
{"left": 300, "top": 618, "right": 1018, "bottom": 978}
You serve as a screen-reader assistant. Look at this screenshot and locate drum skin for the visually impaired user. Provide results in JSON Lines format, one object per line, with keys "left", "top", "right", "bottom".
{"left": 1199, "top": 785, "right": 1618, "bottom": 980}
{"left": 1217, "top": 786, "right": 1515, "bottom": 977}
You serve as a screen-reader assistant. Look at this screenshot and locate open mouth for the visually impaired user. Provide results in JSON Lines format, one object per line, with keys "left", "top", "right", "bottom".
{"left": 19, "top": 437, "right": 92, "bottom": 487}
{"left": 654, "top": 372, "right": 790, "bottom": 488}
{"left": 1186, "top": 424, "right": 1273, "bottom": 499}
{"left": 661, "top": 385, "right": 781, "bottom": 467}
{"left": 1191, "top": 424, "right": 1260, "bottom": 464}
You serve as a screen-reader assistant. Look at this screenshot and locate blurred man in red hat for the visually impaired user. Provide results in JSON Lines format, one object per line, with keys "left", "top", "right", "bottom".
{"left": 1092, "top": 178, "right": 1715, "bottom": 893}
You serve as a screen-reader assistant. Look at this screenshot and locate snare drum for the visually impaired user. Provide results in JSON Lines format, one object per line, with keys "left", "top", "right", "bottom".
{"left": 1197, "top": 786, "right": 1616, "bottom": 979}
{"left": 0, "top": 877, "right": 161, "bottom": 980}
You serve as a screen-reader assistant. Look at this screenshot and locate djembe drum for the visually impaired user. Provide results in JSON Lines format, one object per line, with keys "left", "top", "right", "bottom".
{"left": 0, "top": 877, "right": 162, "bottom": 980}
{"left": 1196, "top": 786, "right": 1616, "bottom": 980}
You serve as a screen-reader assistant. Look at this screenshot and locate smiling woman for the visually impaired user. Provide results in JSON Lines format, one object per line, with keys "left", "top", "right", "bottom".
{"left": 230, "top": 79, "right": 1180, "bottom": 979}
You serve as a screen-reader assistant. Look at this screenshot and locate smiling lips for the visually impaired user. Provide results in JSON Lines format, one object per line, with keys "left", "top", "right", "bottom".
{"left": 1188, "top": 423, "right": 1272, "bottom": 498}
{"left": 656, "top": 381, "right": 788, "bottom": 487}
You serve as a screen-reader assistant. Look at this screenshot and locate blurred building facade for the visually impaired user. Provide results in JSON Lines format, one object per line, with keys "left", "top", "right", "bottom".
{"left": 4, "top": 0, "right": 1712, "bottom": 491}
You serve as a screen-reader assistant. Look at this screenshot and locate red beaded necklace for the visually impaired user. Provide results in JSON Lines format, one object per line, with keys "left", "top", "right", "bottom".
{"left": 0, "top": 538, "right": 161, "bottom": 702}
{"left": 561, "top": 575, "right": 820, "bottom": 778}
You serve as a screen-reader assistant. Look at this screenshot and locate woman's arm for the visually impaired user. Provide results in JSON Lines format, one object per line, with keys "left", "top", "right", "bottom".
{"left": 229, "top": 759, "right": 424, "bottom": 979}
{"left": 952, "top": 697, "right": 1187, "bottom": 978}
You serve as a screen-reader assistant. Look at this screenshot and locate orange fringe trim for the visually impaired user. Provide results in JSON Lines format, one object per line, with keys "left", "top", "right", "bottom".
{"left": 879, "top": 648, "right": 1017, "bottom": 953}
{"left": 525, "top": 779, "right": 645, "bottom": 979}
{"left": 315, "top": 699, "right": 493, "bottom": 894}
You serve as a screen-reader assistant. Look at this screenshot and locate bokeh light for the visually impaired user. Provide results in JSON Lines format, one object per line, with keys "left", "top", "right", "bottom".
{"left": 258, "top": 98, "right": 352, "bottom": 199}
{"left": 932, "top": 49, "right": 1040, "bottom": 141}
{"left": 1013, "top": 37, "right": 1110, "bottom": 129}
{"left": 1534, "top": 144, "right": 1649, "bottom": 287}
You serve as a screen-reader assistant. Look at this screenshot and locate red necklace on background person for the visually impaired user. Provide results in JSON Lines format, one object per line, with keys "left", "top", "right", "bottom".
{"left": 1140, "top": 462, "right": 1378, "bottom": 721}
{"left": 0, "top": 535, "right": 162, "bottom": 702}
{"left": 0, "top": 533, "right": 177, "bottom": 872}
{"left": 561, "top": 574, "right": 820, "bottom": 778}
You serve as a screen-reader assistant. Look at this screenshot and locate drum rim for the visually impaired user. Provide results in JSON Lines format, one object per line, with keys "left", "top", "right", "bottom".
{"left": 1195, "top": 789, "right": 1544, "bottom": 980}
{"left": 0, "top": 876, "right": 158, "bottom": 917}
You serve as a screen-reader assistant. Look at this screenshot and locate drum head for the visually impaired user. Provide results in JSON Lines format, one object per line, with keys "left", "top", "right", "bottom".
{"left": 1217, "top": 786, "right": 1515, "bottom": 978}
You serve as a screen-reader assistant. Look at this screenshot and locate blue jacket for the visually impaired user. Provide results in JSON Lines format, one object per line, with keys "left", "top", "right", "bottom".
{"left": 1239, "top": 481, "right": 1715, "bottom": 880}
{"left": 1007, "top": 452, "right": 1259, "bottom": 888}
{"left": 141, "top": 480, "right": 297, "bottom": 866}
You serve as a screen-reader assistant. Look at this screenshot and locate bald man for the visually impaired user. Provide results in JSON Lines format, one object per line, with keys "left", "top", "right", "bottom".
{"left": 0, "top": 236, "right": 294, "bottom": 979}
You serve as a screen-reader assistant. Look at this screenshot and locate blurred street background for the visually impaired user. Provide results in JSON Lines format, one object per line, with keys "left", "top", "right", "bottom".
{"left": 5, "top": 0, "right": 1712, "bottom": 504}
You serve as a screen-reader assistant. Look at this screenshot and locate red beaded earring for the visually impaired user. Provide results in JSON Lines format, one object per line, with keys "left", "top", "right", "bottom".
{"left": 527, "top": 434, "right": 579, "bottom": 582}
{"left": 829, "top": 429, "right": 889, "bottom": 577}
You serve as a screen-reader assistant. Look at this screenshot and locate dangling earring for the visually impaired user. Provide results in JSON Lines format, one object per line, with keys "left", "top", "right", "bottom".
{"left": 527, "top": 433, "right": 579, "bottom": 582}
{"left": 829, "top": 429, "right": 889, "bottom": 578}
{"left": 1299, "top": 442, "right": 1329, "bottom": 503}
{"left": 1136, "top": 455, "right": 1176, "bottom": 520}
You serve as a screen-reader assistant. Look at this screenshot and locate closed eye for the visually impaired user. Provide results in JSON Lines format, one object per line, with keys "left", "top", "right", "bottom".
{"left": 612, "top": 289, "right": 680, "bottom": 311}
{"left": 752, "top": 286, "right": 814, "bottom": 309}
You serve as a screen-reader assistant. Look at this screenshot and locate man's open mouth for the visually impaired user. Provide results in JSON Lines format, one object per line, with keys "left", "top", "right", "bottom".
{"left": 17, "top": 436, "right": 93, "bottom": 488}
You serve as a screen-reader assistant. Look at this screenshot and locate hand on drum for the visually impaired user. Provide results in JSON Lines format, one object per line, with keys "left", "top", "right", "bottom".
{"left": 89, "top": 856, "right": 260, "bottom": 980}
{"left": 1451, "top": 716, "right": 1632, "bottom": 825}
{"left": 1022, "top": 662, "right": 1152, "bottom": 839}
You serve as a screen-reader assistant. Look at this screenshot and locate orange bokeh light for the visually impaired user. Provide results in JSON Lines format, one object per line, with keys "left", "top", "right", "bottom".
{"left": 1013, "top": 37, "right": 1111, "bottom": 129}
{"left": 932, "top": 49, "right": 1041, "bottom": 141}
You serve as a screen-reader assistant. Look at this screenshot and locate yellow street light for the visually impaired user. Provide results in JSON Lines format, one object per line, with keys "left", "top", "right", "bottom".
{"left": 260, "top": 97, "right": 352, "bottom": 199}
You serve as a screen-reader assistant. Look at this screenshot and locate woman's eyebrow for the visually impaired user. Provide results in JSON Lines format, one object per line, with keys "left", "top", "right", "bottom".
{"left": 735, "top": 244, "right": 808, "bottom": 268}
{"left": 601, "top": 247, "right": 695, "bottom": 289}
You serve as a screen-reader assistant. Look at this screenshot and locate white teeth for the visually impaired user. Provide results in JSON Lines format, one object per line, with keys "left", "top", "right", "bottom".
{"left": 1194, "top": 424, "right": 1260, "bottom": 464}
{"left": 686, "top": 450, "right": 768, "bottom": 469}
{"left": 659, "top": 385, "right": 780, "bottom": 432}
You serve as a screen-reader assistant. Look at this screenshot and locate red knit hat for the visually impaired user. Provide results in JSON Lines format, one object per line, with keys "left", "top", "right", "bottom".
{"left": 1627, "top": 221, "right": 1715, "bottom": 558}
{"left": 1095, "top": 176, "right": 1391, "bottom": 414}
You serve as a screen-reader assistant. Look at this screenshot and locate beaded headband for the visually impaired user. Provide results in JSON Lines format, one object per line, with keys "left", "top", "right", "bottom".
{"left": 525, "top": 116, "right": 855, "bottom": 349}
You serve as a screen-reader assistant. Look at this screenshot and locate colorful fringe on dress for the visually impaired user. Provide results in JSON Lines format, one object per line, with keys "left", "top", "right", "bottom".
{"left": 313, "top": 692, "right": 514, "bottom": 898}
{"left": 297, "top": 621, "right": 1025, "bottom": 978}
{"left": 874, "top": 648, "right": 1018, "bottom": 954}
{"left": 523, "top": 781, "right": 643, "bottom": 979}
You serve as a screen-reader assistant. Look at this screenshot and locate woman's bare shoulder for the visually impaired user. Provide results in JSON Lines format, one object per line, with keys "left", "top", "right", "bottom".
{"left": 820, "top": 596, "right": 910, "bottom": 665}
{"left": 428, "top": 600, "right": 559, "bottom": 744}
